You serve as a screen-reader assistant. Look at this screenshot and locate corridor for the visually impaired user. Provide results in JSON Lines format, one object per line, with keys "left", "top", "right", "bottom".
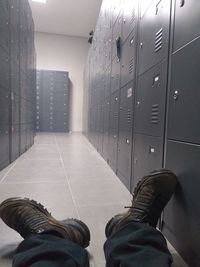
{"left": 0, "top": 133, "right": 187, "bottom": 267}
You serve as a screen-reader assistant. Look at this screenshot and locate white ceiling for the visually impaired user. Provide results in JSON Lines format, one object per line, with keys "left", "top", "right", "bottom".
{"left": 28, "top": 0, "right": 103, "bottom": 38}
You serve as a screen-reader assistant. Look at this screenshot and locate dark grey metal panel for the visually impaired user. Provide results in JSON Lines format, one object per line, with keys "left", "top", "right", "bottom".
{"left": 0, "top": 125, "right": 9, "bottom": 169}
{"left": 117, "top": 82, "right": 134, "bottom": 189}
{"left": 103, "top": 99, "right": 110, "bottom": 161}
{"left": 0, "top": 5, "right": 10, "bottom": 54}
{"left": 0, "top": 89, "right": 9, "bottom": 125}
{"left": 132, "top": 134, "right": 163, "bottom": 189}
{"left": 0, "top": 46, "right": 9, "bottom": 89}
{"left": 11, "top": 125, "right": 20, "bottom": 162}
{"left": 11, "top": 94, "right": 20, "bottom": 124}
{"left": 138, "top": 0, "right": 171, "bottom": 75}
{"left": 168, "top": 38, "right": 200, "bottom": 144}
{"left": 135, "top": 61, "right": 168, "bottom": 137}
{"left": 20, "top": 124, "right": 27, "bottom": 154}
{"left": 111, "top": 58, "right": 120, "bottom": 95}
{"left": 109, "top": 90, "right": 120, "bottom": 130}
{"left": 122, "top": 0, "right": 137, "bottom": 44}
{"left": 112, "top": 13, "right": 122, "bottom": 61}
{"left": 173, "top": 0, "right": 200, "bottom": 52}
{"left": 121, "top": 35, "right": 136, "bottom": 88}
{"left": 163, "top": 140, "right": 200, "bottom": 267}
{"left": 108, "top": 128, "right": 118, "bottom": 173}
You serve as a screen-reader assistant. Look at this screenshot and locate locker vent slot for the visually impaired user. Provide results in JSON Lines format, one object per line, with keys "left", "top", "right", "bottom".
{"left": 151, "top": 104, "right": 159, "bottom": 124}
{"left": 131, "top": 9, "right": 136, "bottom": 25}
{"left": 155, "top": 28, "right": 163, "bottom": 52}
{"left": 126, "top": 109, "right": 132, "bottom": 129}
{"left": 129, "top": 58, "right": 134, "bottom": 74}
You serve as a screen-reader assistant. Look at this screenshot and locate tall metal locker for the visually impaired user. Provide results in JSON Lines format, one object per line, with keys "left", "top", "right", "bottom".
{"left": 102, "top": 98, "right": 110, "bottom": 161}
{"left": 135, "top": 61, "right": 168, "bottom": 137}
{"left": 108, "top": 90, "right": 119, "bottom": 172}
{"left": 36, "top": 70, "right": 70, "bottom": 132}
{"left": 138, "top": 0, "right": 171, "bottom": 75}
{"left": 162, "top": 7, "right": 200, "bottom": 264}
{"left": 167, "top": 38, "right": 200, "bottom": 145}
{"left": 0, "top": 1, "right": 10, "bottom": 169}
{"left": 163, "top": 141, "right": 200, "bottom": 267}
{"left": 117, "top": 82, "right": 134, "bottom": 189}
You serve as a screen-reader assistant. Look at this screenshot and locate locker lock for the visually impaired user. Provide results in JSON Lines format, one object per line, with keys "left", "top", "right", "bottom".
{"left": 140, "top": 43, "right": 143, "bottom": 49}
{"left": 125, "top": 139, "right": 130, "bottom": 145}
{"left": 173, "top": 90, "right": 179, "bottom": 101}
{"left": 149, "top": 146, "right": 155, "bottom": 154}
{"left": 180, "top": 0, "right": 185, "bottom": 7}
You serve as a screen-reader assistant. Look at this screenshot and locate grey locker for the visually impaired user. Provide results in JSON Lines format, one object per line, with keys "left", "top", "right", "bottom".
{"left": 132, "top": 134, "right": 163, "bottom": 189}
{"left": 122, "top": 0, "right": 137, "bottom": 44}
{"left": 11, "top": 62, "right": 20, "bottom": 95}
{"left": 112, "top": 14, "right": 122, "bottom": 61}
{"left": 112, "top": 0, "right": 121, "bottom": 25}
{"left": 117, "top": 83, "right": 134, "bottom": 189}
{"left": 0, "top": 89, "right": 9, "bottom": 125}
{"left": 10, "top": 0, "right": 20, "bottom": 62}
{"left": 111, "top": 58, "right": 120, "bottom": 95}
{"left": 138, "top": 0, "right": 171, "bottom": 75}
{"left": 103, "top": 99, "right": 110, "bottom": 161}
{"left": 11, "top": 125, "right": 20, "bottom": 162}
{"left": 173, "top": 0, "right": 200, "bottom": 52}
{"left": 108, "top": 128, "right": 118, "bottom": 172}
{"left": 97, "top": 104, "right": 104, "bottom": 155}
{"left": 0, "top": 125, "right": 9, "bottom": 169}
{"left": 20, "top": 124, "right": 27, "bottom": 154}
{"left": 11, "top": 94, "right": 20, "bottom": 124}
{"left": 36, "top": 70, "right": 69, "bottom": 132}
{"left": 0, "top": 6, "right": 10, "bottom": 54}
{"left": 163, "top": 140, "right": 200, "bottom": 267}
{"left": 0, "top": 46, "right": 9, "bottom": 89}
{"left": 109, "top": 90, "right": 119, "bottom": 130}
{"left": 135, "top": 61, "right": 168, "bottom": 137}
{"left": 168, "top": 38, "right": 200, "bottom": 144}
{"left": 121, "top": 35, "right": 136, "bottom": 88}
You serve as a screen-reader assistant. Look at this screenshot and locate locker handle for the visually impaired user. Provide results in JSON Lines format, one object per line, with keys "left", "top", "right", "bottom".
{"left": 116, "top": 36, "right": 121, "bottom": 61}
{"left": 180, "top": 0, "right": 185, "bottom": 7}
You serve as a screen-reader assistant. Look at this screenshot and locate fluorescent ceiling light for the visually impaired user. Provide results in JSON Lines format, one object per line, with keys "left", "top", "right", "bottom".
{"left": 32, "top": 0, "right": 47, "bottom": 3}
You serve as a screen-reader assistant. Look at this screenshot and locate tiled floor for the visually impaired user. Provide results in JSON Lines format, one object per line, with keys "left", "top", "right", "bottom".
{"left": 0, "top": 133, "right": 188, "bottom": 267}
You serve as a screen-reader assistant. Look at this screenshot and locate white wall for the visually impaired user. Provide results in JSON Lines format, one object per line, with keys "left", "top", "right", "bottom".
{"left": 35, "top": 32, "right": 89, "bottom": 132}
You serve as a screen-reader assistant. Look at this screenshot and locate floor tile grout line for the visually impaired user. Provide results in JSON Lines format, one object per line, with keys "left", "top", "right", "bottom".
{"left": 0, "top": 160, "right": 19, "bottom": 184}
{"left": 54, "top": 133, "right": 81, "bottom": 220}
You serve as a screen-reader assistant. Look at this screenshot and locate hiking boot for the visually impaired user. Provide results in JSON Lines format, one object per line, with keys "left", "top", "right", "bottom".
{"left": 105, "top": 169, "right": 177, "bottom": 237}
{"left": 0, "top": 197, "right": 90, "bottom": 248}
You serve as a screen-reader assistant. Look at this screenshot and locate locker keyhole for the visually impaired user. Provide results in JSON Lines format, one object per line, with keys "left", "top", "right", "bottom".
{"left": 180, "top": 0, "right": 185, "bottom": 7}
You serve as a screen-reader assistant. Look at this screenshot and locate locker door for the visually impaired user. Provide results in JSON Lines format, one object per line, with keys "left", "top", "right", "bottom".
{"left": 0, "top": 4, "right": 10, "bottom": 54}
{"left": 0, "top": 46, "right": 9, "bottom": 89}
{"left": 112, "top": 14, "right": 122, "bottom": 61}
{"left": 11, "top": 125, "right": 20, "bottom": 162}
{"left": 173, "top": 0, "right": 200, "bottom": 52}
{"left": 135, "top": 61, "right": 167, "bottom": 137}
{"left": 168, "top": 38, "right": 200, "bottom": 144}
{"left": 104, "top": 67, "right": 111, "bottom": 98}
{"left": 163, "top": 140, "right": 200, "bottom": 267}
{"left": 103, "top": 99, "right": 110, "bottom": 161}
{"left": 121, "top": 35, "right": 136, "bottom": 88}
{"left": 111, "top": 58, "right": 120, "bottom": 94}
{"left": 108, "top": 91, "right": 120, "bottom": 172}
{"left": 132, "top": 134, "right": 163, "bottom": 189}
{"left": 0, "top": 89, "right": 9, "bottom": 125}
{"left": 138, "top": 0, "right": 171, "bottom": 75}
{"left": 118, "top": 83, "right": 134, "bottom": 189}
{"left": 0, "top": 125, "right": 9, "bottom": 169}
{"left": 122, "top": 0, "right": 137, "bottom": 44}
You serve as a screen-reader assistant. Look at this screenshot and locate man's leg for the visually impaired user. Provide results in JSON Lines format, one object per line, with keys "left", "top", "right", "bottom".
{"left": 0, "top": 198, "right": 90, "bottom": 267}
{"left": 104, "top": 169, "right": 177, "bottom": 267}
{"left": 104, "top": 222, "right": 172, "bottom": 267}
{"left": 13, "top": 234, "right": 89, "bottom": 267}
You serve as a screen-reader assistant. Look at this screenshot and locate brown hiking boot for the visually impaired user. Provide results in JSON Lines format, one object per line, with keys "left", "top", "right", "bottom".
{"left": 105, "top": 169, "right": 177, "bottom": 237}
{"left": 0, "top": 197, "right": 90, "bottom": 248}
